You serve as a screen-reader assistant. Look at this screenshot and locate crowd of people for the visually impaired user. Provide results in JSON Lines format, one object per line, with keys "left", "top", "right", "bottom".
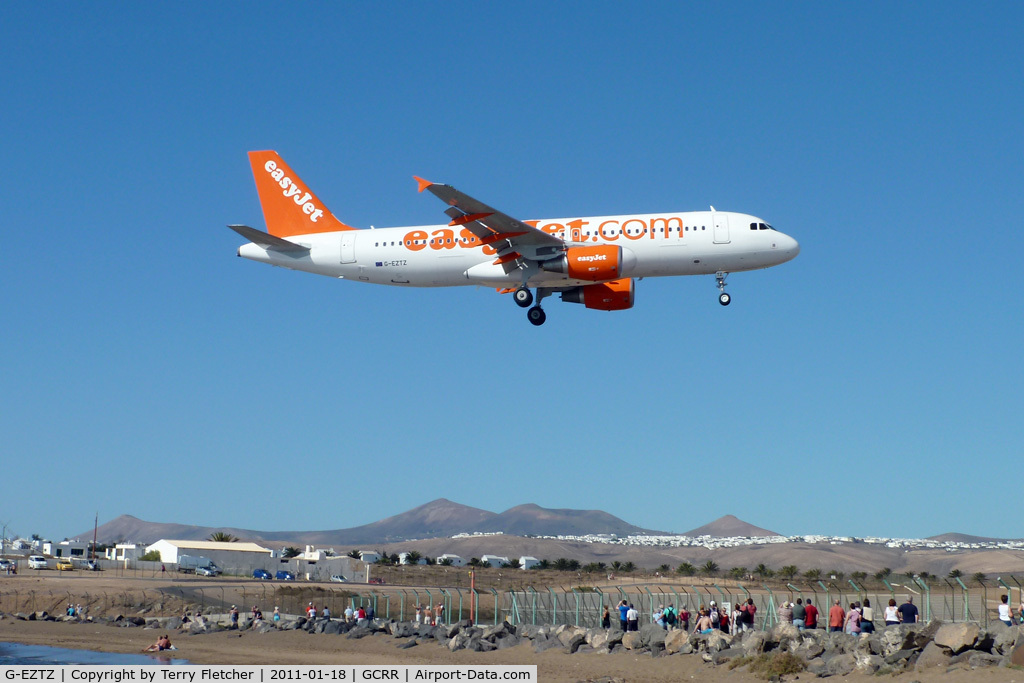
{"left": 601, "top": 594, "right": 985, "bottom": 635}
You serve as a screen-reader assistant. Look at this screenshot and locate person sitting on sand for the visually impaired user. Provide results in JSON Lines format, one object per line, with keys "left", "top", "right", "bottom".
{"left": 144, "top": 634, "right": 173, "bottom": 652}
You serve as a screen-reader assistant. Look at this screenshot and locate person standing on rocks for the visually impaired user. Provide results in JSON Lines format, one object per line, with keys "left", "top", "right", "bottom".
{"left": 883, "top": 599, "right": 899, "bottom": 625}
{"left": 860, "top": 599, "right": 874, "bottom": 633}
{"left": 778, "top": 601, "right": 793, "bottom": 625}
{"left": 618, "top": 600, "right": 629, "bottom": 632}
{"left": 230, "top": 605, "right": 239, "bottom": 628}
{"left": 792, "top": 598, "right": 806, "bottom": 630}
{"left": 843, "top": 602, "right": 861, "bottom": 634}
{"left": 828, "top": 599, "right": 845, "bottom": 632}
{"left": 601, "top": 605, "right": 611, "bottom": 629}
{"left": 804, "top": 598, "right": 818, "bottom": 629}
{"left": 998, "top": 595, "right": 1014, "bottom": 627}
{"left": 626, "top": 603, "right": 639, "bottom": 631}
{"left": 897, "top": 596, "right": 919, "bottom": 624}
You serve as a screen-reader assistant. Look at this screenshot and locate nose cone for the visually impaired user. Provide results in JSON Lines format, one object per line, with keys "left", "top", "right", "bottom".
{"left": 779, "top": 233, "right": 800, "bottom": 263}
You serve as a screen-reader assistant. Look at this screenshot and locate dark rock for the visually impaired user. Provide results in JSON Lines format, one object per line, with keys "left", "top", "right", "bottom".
{"left": 391, "top": 622, "right": 415, "bottom": 638}
{"left": 397, "top": 639, "right": 418, "bottom": 649}
{"left": 639, "top": 623, "right": 666, "bottom": 648}
{"left": 254, "top": 621, "right": 276, "bottom": 633}
{"left": 915, "top": 641, "right": 952, "bottom": 671}
{"left": 346, "top": 626, "right": 373, "bottom": 639}
{"left": 1011, "top": 636, "right": 1024, "bottom": 667}
{"left": 884, "top": 648, "right": 918, "bottom": 665}
{"left": 968, "top": 652, "right": 1004, "bottom": 668}
{"left": 495, "top": 634, "right": 520, "bottom": 650}
{"left": 566, "top": 633, "right": 587, "bottom": 654}
{"left": 323, "top": 621, "right": 342, "bottom": 635}
{"left": 649, "top": 641, "right": 665, "bottom": 657}
{"left": 825, "top": 652, "right": 855, "bottom": 676}
{"left": 533, "top": 636, "right": 561, "bottom": 653}
{"left": 934, "top": 622, "right": 980, "bottom": 654}
{"left": 854, "top": 653, "right": 884, "bottom": 674}
{"left": 904, "top": 620, "right": 942, "bottom": 650}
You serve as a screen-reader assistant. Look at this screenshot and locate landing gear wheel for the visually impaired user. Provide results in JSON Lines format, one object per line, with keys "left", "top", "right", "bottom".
{"left": 527, "top": 306, "right": 546, "bottom": 326}
{"left": 513, "top": 287, "right": 533, "bottom": 308}
{"left": 715, "top": 271, "right": 731, "bottom": 307}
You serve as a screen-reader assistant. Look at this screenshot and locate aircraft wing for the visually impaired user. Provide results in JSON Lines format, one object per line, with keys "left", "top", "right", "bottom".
{"left": 415, "top": 177, "right": 563, "bottom": 272}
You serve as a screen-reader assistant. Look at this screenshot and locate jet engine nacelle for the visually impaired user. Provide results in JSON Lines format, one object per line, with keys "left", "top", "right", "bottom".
{"left": 561, "top": 278, "right": 635, "bottom": 311}
{"left": 540, "top": 244, "right": 634, "bottom": 282}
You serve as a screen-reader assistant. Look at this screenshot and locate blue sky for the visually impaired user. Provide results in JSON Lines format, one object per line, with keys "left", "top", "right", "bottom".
{"left": 2, "top": 3, "right": 1021, "bottom": 544}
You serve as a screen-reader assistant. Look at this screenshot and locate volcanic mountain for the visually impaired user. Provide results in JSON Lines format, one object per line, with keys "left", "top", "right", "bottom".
{"left": 682, "top": 515, "right": 780, "bottom": 538}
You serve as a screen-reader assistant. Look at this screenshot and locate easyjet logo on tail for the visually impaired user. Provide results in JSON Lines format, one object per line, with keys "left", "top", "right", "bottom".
{"left": 248, "top": 151, "right": 353, "bottom": 237}
{"left": 263, "top": 160, "right": 324, "bottom": 223}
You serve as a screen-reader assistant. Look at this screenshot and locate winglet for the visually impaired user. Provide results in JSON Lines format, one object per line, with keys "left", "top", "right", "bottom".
{"left": 414, "top": 176, "right": 433, "bottom": 193}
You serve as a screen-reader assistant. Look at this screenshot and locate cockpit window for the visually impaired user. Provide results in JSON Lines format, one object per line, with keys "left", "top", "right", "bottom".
{"left": 750, "top": 222, "right": 758, "bottom": 230}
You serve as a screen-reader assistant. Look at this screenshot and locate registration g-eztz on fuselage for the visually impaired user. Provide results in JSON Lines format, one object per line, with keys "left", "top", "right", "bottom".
{"left": 231, "top": 152, "right": 799, "bottom": 325}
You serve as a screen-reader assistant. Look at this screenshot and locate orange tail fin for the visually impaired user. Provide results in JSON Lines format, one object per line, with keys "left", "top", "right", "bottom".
{"left": 248, "top": 151, "right": 355, "bottom": 237}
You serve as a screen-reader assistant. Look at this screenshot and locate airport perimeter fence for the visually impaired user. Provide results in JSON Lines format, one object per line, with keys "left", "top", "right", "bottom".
{"left": 1, "top": 580, "right": 1018, "bottom": 630}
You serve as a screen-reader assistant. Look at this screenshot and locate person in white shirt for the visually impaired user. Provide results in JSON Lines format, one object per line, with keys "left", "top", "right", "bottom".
{"left": 625, "top": 604, "right": 639, "bottom": 631}
{"left": 998, "top": 595, "right": 1014, "bottom": 626}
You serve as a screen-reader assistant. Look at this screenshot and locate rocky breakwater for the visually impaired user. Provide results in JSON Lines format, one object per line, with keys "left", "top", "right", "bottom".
{"left": 6, "top": 610, "right": 1024, "bottom": 676}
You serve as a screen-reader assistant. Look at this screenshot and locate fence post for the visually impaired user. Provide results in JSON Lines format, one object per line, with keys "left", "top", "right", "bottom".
{"left": 489, "top": 589, "right": 499, "bottom": 625}
{"left": 762, "top": 584, "right": 777, "bottom": 629}
{"left": 913, "top": 577, "right": 931, "bottom": 622}
{"left": 572, "top": 589, "right": 581, "bottom": 627}
{"left": 440, "top": 589, "right": 451, "bottom": 625}
{"left": 548, "top": 587, "right": 558, "bottom": 626}
{"left": 527, "top": 586, "right": 537, "bottom": 626}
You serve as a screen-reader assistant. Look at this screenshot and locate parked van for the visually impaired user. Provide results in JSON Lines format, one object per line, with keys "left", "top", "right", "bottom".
{"left": 28, "top": 555, "right": 48, "bottom": 570}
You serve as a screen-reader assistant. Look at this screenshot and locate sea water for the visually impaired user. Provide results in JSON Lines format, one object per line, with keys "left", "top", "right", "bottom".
{"left": 0, "top": 642, "right": 188, "bottom": 665}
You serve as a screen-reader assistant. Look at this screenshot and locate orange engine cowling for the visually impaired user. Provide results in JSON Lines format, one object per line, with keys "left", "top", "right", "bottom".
{"left": 540, "top": 244, "right": 621, "bottom": 282}
{"left": 561, "top": 278, "right": 635, "bottom": 311}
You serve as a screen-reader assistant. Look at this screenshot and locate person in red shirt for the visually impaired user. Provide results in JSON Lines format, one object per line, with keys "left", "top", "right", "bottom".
{"left": 804, "top": 597, "right": 819, "bottom": 629}
{"left": 828, "top": 599, "right": 845, "bottom": 632}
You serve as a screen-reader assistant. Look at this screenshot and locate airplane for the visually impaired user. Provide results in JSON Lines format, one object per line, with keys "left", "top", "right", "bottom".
{"left": 230, "top": 151, "right": 799, "bottom": 325}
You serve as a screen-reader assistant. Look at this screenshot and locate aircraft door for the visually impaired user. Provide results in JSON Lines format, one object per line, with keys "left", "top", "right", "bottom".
{"left": 340, "top": 231, "right": 356, "bottom": 263}
{"left": 713, "top": 213, "right": 730, "bottom": 244}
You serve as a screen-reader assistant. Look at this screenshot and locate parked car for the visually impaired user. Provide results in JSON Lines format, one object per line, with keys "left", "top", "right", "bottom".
{"left": 252, "top": 568, "right": 272, "bottom": 580}
{"left": 368, "top": 577, "right": 385, "bottom": 584}
{"left": 56, "top": 558, "right": 75, "bottom": 571}
{"left": 85, "top": 560, "right": 101, "bottom": 571}
{"left": 329, "top": 574, "right": 347, "bottom": 583}
{"left": 28, "top": 555, "right": 48, "bottom": 570}
{"left": 196, "top": 565, "right": 221, "bottom": 577}
{"left": 275, "top": 570, "right": 295, "bottom": 581}
{"left": 0, "top": 559, "right": 15, "bottom": 572}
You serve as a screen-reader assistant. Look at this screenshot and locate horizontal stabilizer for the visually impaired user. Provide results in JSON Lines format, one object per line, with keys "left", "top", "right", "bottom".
{"left": 228, "top": 224, "right": 310, "bottom": 252}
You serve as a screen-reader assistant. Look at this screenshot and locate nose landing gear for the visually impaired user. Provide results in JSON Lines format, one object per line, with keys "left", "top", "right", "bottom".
{"left": 715, "top": 271, "right": 731, "bottom": 306}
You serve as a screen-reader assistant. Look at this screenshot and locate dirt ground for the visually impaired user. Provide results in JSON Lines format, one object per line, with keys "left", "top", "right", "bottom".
{"left": 0, "top": 573, "right": 1019, "bottom": 682}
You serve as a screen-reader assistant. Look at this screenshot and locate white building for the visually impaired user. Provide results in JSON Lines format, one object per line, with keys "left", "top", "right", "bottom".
{"left": 398, "top": 552, "right": 428, "bottom": 565}
{"left": 43, "top": 540, "right": 90, "bottom": 559}
{"left": 106, "top": 543, "right": 145, "bottom": 562}
{"left": 480, "top": 555, "right": 509, "bottom": 568}
{"left": 145, "top": 539, "right": 275, "bottom": 572}
{"left": 437, "top": 554, "right": 466, "bottom": 567}
{"left": 519, "top": 556, "right": 541, "bottom": 569}
{"left": 358, "top": 550, "right": 381, "bottom": 564}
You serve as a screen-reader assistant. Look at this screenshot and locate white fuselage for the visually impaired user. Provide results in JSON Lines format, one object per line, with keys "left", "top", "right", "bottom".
{"left": 238, "top": 210, "right": 800, "bottom": 289}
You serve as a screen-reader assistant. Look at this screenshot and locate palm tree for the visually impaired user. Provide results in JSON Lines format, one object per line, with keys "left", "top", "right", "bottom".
{"left": 700, "top": 560, "right": 719, "bottom": 577}
{"left": 754, "top": 564, "right": 772, "bottom": 579}
{"left": 830, "top": 569, "right": 845, "bottom": 582}
{"left": 404, "top": 550, "right": 422, "bottom": 565}
{"left": 347, "top": 550, "right": 361, "bottom": 559}
{"left": 948, "top": 569, "right": 963, "bottom": 579}
{"left": 729, "top": 566, "right": 747, "bottom": 580}
{"left": 779, "top": 565, "right": 799, "bottom": 580}
{"left": 804, "top": 568, "right": 822, "bottom": 581}
{"left": 874, "top": 567, "right": 892, "bottom": 581}
{"left": 972, "top": 572, "right": 986, "bottom": 585}
{"left": 535, "top": 559, "right": 550, "bottom": 570}
{"left": 208, "top": 532, "right": 237, "bottom": 543}
{"left": 438, "top": 557, "right": 454, "bottom": 566}
{"left": 620, "top": 561, "right": 634, "bottom": 573}
{"left": 676, "top": 562, "right": 696, "bottom": 577}
{"left": 657, "top": 564, "right": 670, "bottom": 574}
{"left": 851, "top": 571, "right": 868, "bottom": 583}
{"left": 610, "top": 561, "right": 622, "bottom": 572}
{"left": 282, "top": 547, "right": 301, "bottom": 558}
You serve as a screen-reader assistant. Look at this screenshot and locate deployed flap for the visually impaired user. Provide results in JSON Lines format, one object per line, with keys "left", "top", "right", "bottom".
{"left": 415, "top": 177, "right": 563, "bottom": 250}
{"left": 228, "top": 224, "right": 310, "bottom": 252}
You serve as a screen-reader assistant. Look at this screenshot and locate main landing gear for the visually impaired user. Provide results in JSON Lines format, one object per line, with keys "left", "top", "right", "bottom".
{"left": 515, "top": 287, "right": 549, "bottom": 326}
{"left": 716, "top": 271, "right": 731, "bottom": 306}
